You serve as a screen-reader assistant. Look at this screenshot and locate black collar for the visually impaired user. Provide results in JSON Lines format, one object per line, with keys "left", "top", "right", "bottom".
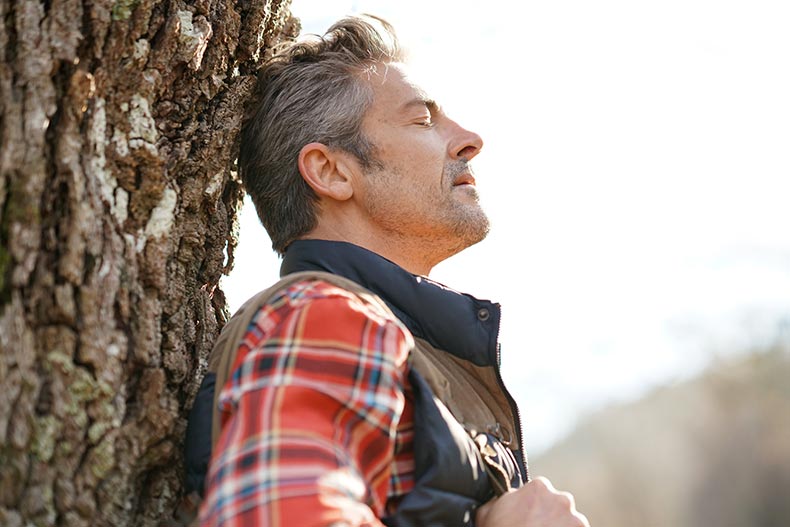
{"left": 281, "top": 240, "right": 500, "bottom": 366}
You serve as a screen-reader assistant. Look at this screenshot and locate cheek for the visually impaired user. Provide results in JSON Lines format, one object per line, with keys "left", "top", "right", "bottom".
{"left": 371, "top": 131, "right": 447, "bottom": 189}
{"left": 379, "top": 129, "right": 445, "bottom": 158}
{"left": 402, "top": 143, "right": 447, "bottom": 183}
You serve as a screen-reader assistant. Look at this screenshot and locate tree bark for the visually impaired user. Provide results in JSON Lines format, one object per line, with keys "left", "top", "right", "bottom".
{"left": 0, "top": 0, "right": 298, "bottom": 525}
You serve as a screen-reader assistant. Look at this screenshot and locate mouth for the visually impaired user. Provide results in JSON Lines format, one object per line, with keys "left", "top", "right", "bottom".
{"left": 452, "top": 174, "right": 476, "bottom": 187}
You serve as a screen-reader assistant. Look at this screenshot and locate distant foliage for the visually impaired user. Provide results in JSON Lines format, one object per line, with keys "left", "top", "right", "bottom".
{"left": 532, "top": 344, "right": 790, "bottom": 527}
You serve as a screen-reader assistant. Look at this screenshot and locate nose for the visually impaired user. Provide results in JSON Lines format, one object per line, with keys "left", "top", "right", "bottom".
{"left": 448, "top": 119, "right": 484, "bottom": 161}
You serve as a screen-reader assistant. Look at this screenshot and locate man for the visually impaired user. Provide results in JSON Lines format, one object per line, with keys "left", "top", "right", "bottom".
{"left": 185, "top": 14, "right": 590, "bottom": 527}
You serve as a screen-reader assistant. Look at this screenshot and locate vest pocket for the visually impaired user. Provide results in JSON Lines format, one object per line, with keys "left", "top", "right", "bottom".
{"left": 467, "top": 428, "right": 523, "bottom": 496}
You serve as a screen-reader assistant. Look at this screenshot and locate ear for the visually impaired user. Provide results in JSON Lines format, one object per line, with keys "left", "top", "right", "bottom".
{"left": 298, "top": 142, "right": 354, "bottom": 201}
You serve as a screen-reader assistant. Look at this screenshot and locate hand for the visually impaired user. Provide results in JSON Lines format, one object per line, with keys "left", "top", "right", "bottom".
{"left": 475, "top": 476, "right": 590, "bottom": 527}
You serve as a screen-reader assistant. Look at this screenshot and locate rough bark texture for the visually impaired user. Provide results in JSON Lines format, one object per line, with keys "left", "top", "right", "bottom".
{"left": 0, "top": 0, "right": 298, "bottom": 525}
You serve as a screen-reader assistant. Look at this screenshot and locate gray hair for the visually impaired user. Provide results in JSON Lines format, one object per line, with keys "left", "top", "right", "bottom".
{"left": 239, "top": 15, "right": 405, "bottom": 254}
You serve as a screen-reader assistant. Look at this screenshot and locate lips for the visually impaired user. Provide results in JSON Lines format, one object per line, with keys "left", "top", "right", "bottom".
{"left": 453, "top": 173, "right": 476, "bottom": 186}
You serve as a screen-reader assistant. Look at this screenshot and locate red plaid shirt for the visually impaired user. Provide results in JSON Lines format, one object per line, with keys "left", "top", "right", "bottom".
{"left": 199, "top": 279, "right": 416, "bottom": 526}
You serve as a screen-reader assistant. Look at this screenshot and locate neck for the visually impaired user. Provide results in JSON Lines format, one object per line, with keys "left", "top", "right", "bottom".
{"left": 303, "top": 221, "right": 457, "bottom": 276}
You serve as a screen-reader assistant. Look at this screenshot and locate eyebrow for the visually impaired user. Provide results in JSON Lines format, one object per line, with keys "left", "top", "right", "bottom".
{"left": 401, "top": 97, "right": 440, "bottom": 114}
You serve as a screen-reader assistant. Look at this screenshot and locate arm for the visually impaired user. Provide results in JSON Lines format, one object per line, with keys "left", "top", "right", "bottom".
{"left": 199, "top": 283, "right": 412, "bottom": 527}
{"left": 475, "top": 477, "right": 590, "bottom": 527}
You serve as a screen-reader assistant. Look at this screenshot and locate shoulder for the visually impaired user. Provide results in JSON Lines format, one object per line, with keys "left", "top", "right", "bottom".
{"left": 275, "top": 276, "right": 400, "bottom": 322}
{"left": 227, "top": 278, "right": 414, "bottom": 399}
{"left": 246, "top": 276, "right": 414, "bottom": 355}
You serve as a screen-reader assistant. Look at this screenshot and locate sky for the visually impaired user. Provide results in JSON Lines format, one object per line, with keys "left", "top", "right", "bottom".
{"left": 223, "top": 0, "right": 790, "bottom": 454}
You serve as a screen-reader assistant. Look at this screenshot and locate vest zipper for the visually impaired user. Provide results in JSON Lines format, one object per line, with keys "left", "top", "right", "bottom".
{"left": 494, "top": 324, "right": 530, "bottom": 482}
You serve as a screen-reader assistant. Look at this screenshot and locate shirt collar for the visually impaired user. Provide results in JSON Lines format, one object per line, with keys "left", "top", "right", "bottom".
{"left": 281, "top": 239, "right": 500, "bottom": 366}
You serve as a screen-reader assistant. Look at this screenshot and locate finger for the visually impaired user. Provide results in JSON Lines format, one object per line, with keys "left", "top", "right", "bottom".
{"left": 574, "top": 510, "right": 591, "bottom": 527}
{"left": 531, "top": 476, "right": 557, "bottom": 493}
{"left": 559, "top": 490, "right": 576, "bottom": 508}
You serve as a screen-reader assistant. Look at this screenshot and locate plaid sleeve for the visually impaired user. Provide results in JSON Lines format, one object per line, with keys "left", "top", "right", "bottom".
{"left": 199, "top": 280, "right": 413, "bottom": 527}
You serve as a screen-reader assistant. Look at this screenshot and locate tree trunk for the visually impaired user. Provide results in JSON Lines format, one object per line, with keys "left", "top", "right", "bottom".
{"left": 0, "top": 0, "right": 297, "bottom": 525}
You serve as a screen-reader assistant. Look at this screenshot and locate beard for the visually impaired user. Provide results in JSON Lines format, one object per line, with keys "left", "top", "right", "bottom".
{"left": 363, "top": 157, "right": 491, "bottom": 258}
{"left": 437, "top": 159, "right": 490, "bottom": 250}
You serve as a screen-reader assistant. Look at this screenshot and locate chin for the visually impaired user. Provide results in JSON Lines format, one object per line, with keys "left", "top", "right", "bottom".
{"left": 456, "top": 215, "right": 490, "bottom": 249}
{"left": 454, "top": 184, "right": 481, "bottom": 199}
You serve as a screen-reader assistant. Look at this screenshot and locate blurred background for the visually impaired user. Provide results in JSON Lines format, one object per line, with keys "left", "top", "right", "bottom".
{"left": 223, "top": 1, "right": 790, "bottom": 525}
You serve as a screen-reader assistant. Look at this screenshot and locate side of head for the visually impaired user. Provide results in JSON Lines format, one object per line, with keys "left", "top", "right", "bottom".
{"left": 240, "top": 15, "right": 404, "bottom": 254}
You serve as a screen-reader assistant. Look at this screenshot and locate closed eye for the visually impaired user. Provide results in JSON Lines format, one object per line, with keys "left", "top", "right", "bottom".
{"left": 402, "top": 97, "right": 440, "bottom": 128}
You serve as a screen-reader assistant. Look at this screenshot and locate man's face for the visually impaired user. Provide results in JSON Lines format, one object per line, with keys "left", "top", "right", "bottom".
{"left": 355, "top": 63, "right": 489, "bottom": 263}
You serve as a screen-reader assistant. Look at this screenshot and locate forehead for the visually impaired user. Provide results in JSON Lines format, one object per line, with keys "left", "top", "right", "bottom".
{"left": 363, "top": 62, "right": 434, "bottom": 117}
